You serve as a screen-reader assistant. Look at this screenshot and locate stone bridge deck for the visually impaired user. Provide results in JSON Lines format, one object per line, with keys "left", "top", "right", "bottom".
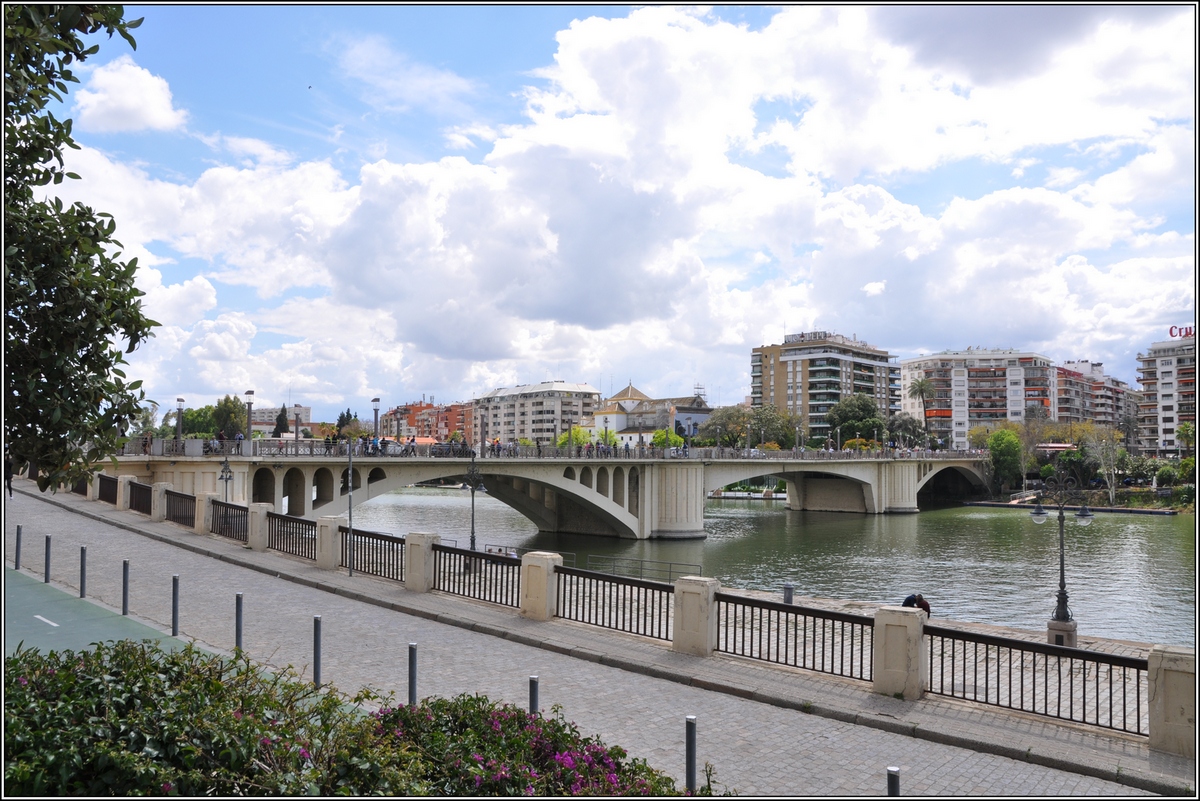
{"left": 107, "top": 448, "right": 988, "bottom": 539}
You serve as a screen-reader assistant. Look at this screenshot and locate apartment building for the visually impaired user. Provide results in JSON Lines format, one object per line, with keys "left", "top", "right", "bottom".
{"left": 1136, "top": 332, "right": 1196, "bottom": 456}
{"left": 250, "top": 404, "right": 312, "bottom": 436}
{"left": 1058, "top": 361, "right": 1139, "bottom": 431}
{"left": 475, "top": 381, "right": 601, "bottom": 446}
{"left": 381, "top": 401, "right": 435, "bottom": 439}
{"left": 900, "top": 349, "right": 1055, "bottom": 450}
{"left": 752, "top": 332, "right": 899, "bottom": 441}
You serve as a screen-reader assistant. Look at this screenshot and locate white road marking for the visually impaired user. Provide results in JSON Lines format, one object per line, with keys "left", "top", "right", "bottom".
{"left": 34, "top": 615, "right": 59, "bottom": 627}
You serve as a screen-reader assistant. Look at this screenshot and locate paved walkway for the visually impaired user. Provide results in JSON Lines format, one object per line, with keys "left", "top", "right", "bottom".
{"left": 4, "top": 481, "right": 1194, "bottom": 796}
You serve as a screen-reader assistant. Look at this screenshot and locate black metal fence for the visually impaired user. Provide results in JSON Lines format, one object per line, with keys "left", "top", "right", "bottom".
{"left": 71, "top": 477, "right": 89, "bottom": 496}
{"left": 97, "top": 474, "right": 118, "bottom": 504}
{"left": 267, "top": 512, "right": 317, "bottom": 560}
{"left": 339, "top": 526, "right": 405, "bottom": 581}
{"left": 716, "top": 593, "right": 874, "bottom": 682}
{"left": 555, "top": 566, "right": 674, "bottom": 641}
{"left": 925, "top": 624, "right": 1149, "bottom": 735}
{"left": 433, "top": 544, "right": 520, "bottom": 607}
{"left": 210, "top": 500, "right": 248, "bottom": 543}
{"left": 129, "top": 481, "right": 152, "bottom": 515}
{"left": 165, "top": 490, "right": 195, "bottom": 528}
{"left": 585, "top": 554, "right": 701, "bottom": 583}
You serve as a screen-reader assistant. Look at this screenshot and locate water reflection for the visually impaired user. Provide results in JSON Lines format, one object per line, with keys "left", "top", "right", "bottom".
{"left": 346, "top": 488, "right": 1195, "bottom": 647}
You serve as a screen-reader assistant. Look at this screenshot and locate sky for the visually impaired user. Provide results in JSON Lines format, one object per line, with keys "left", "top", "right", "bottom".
{"left": 49, "top": 4, "right": 1196, "bottom": 423}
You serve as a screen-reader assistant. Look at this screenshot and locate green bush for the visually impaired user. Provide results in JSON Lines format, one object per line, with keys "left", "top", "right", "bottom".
{"left": 1156, "top": 465, "right": 1178, "bottom": 487}
{"left": 5, "top": 641, "right": 726, "bottom": 796}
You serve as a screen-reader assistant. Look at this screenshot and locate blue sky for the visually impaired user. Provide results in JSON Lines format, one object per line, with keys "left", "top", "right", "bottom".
{"left": 52, "top": 5, "right": 1195, "bottom": 423}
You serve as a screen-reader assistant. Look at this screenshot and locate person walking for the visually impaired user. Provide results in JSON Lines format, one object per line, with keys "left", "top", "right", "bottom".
{"left": 5, "top": 450, "right": 13, "bottom": 498}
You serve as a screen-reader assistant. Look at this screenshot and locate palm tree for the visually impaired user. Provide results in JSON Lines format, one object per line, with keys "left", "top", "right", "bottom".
{"left": 907, "top": 377, "right": 936, "bottom": 436}
{"left": 1177, "top": 421, "right": 1195, "bottom": 457}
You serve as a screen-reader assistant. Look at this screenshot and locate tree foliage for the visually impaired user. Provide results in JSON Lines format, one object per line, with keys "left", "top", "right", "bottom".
{"left": 747, "top": 405, "right": 804, "bottom": 448}
{"left": 824, "top": 394, "right": 887, "bottom": 443}
{"left": 5, "top": 5, "right": 155, "bottom": 490}
{"left": 986, "top": 429, "right": 1021, "bottom": 491}
{"left": 651, "top": 428, "right": 685, "bottom": 448}
{"left": 697, "top": 406, "right": 749, "bottom": 447}
{"left": 906, "top": 378, "right": 936, "bottom": 433}
{"left": 272, "top": 406, "right": 290, "bottom": 437}
{"left": 888, "top": 413, "right": 925, "bottom": 447}
{"left": 212, "top": 394, "right": 247, "bottom": 440}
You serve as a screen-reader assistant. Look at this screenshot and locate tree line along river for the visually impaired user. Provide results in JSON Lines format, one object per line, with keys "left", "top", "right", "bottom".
{"left": 346, "top": 487, "right": 1195, "bottom": 648}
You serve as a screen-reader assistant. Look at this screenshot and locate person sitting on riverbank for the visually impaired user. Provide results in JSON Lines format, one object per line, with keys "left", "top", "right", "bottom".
{"left": 903, "top": 593, "right": 931, "bottom": 617}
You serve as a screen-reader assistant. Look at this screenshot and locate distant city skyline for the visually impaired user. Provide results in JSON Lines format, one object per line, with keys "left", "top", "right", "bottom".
{"left": 49, "top": 6, "right": 1195, "bottom": 423}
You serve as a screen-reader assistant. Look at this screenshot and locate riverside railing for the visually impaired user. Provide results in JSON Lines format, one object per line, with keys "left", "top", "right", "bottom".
{"left": 71, "top": 477, "right": 88, "bottom": 496}
{"left": 165, "top": 490, "right": 195, "bottom": 528}
{"left": 339, "top": 526, "right": 405, "bottom": 581}
{"left": 555, "top": 566, "right": 674, "bottom": 642}
{"left": 97, "top": 474, "right": 118, "bottom": 504}
{"left": 925, "top": 624, "right": 1149, "bottom": 735}
{"left": 585, "top": 554, "right": 701, "bottom": 584}
{"left": 715, "top": 593, "right": 874, "bottom": 682}
{"left": 128, "top": 481, "right": 153, "bottom": 515}
{"left": 433, "top": 544, "right": 521, "bottom": 607}
{"left": 267, "top": 512, "right": 317, "bottom": 560}
{"left": 210, "top": 500, "right": 248, "bottom": 543}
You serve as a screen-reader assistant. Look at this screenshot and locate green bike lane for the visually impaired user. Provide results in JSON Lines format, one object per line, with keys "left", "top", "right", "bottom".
{"left": 5, "top": 567, "right": 182, "bottom": 658}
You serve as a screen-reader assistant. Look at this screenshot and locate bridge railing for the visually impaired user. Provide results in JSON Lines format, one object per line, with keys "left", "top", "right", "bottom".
{"left": 210, "top": 500, "right": 248, "bottom": 543}
{"left": 340, "top": 526, "right": 406, "bottom": 581}
{"left": 128, "top": 480, "right": 153, "bottom": 516}
{"left": 165, "top": 490, "right": 195, "bottom": 528}
{"left": 267, "top": 512, "right": 317, "bottom": 560}
{"left": 584, "top": 554, "right": 701, "bottom": 584}
{"left": 925, "top": 623, "right": 1149, "bottom": 735}
{"left": 432, "top": 544, "right": 521, "bottom": 608}
{"left": 555, "top": 565, "right": 674, "bottom": 641}
{"left": 97, "top": 474, "right": 118, "bottom": 504}
{"left": 715, "top": 592, "right": 874, "bottom": 682}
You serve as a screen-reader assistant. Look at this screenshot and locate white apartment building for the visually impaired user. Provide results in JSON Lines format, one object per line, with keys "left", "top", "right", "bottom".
{"left": 752, "top": 332, "right": 900, "bottom": 442}
{"left": 475, "top": 381, "right": 601, "bottom": 446}
{"left": 901, "top": 349, "right": 1055, "bottom": 450}
{"left": 249, "top": 404, "right": 312, "bottom": 435}
{"left": 1058, "top": 361, "right": 1139, "bottom": 431}
{"left": 1136, "top": 333, "right": 1196, "bottom": 456}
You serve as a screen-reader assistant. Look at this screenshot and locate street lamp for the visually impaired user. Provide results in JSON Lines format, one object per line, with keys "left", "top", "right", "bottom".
{"left": 175, "top": 398, "right": 185, "bottom": 444}
{"left": 293, "top": 404, "right": 302, "bottom": 452}
{"left": 244, "top": 390, "right": 254, "bottom": 448}
{"left": 1030, "top": 466, "right": 1094, "bottom": 647}
{"left": 686, "top": 416, "right": 692, "bottom": 455}
{"left": 603, "top": 416, "right": 610, "bottom": 456}
{"left": 372, "top": 397, "right": 380, "bottom": 441}
{"left": 465, "top": 453, "right": 484, "bottom": 552}
{"left": 218, "top": 458, "right": 233, "bottom": 503}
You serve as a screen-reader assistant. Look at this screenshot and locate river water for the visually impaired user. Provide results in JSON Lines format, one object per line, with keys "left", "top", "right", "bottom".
{"left": 346, "top": 488, "right": 1196, "bottom": 648}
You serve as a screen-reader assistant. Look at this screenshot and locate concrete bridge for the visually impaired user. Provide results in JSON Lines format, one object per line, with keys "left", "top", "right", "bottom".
{"left": 108, "top": 449, "right": 988, "bottom": 539}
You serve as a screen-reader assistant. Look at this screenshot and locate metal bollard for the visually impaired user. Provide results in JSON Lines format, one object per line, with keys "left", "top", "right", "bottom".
{"left": 313, "top": 615, "right": 322, "bottom": 687}
{"left": 887, "top": 766, "right": 900, "bottom": 796}
{"left": 122, "top": 560, "right": 129, "bottom": 615}
{"left": 685, "top": 715, "right": 697, "bottom": 793}
{"left": 783, "top": 581, "right": 794, "bottom": 605}
{"left": 44, "top": 534, "right": 51, "bottom": 583}
{"left": 235, "top": 593, "right": 243, "bottom": 651}
{"left": 529, "top": 675, "right": 539, "bottom": 716}
{"left": 408, "top": 643, "right": 417, "bottom": 706}
{"left": 80, "top": 546, "right": 87, "bottom": 598}
{"left": 171, "top": 574, "right": 179, "bottom": 636}
{"left": 14, "top": 524, "right": 21, "bottom": 569}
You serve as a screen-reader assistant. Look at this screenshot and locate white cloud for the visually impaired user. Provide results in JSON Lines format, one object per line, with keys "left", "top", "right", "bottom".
{"left": 335, "top": 35, "right": 474, "bottom": 115}
{"left": 74, "top": 55, "right": 187, "bottom": 132}
{"left": 862, "top": 281, "right": 886, "bottom": 296}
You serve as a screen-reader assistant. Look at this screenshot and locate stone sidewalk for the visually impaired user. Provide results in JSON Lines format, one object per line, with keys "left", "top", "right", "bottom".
{"left": 4, "top": 480, "right": 1194, "bottom": 796}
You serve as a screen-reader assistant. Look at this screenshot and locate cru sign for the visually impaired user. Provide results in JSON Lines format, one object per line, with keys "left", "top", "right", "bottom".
{"left": 1169, "top": 325, "right": 1194, "bottom": 338}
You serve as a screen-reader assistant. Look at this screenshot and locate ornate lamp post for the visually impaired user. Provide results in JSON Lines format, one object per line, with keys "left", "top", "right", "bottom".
{"left": 1030, "top": 466, "right": 1094, "bottom": 647}
{"left": 218, "top": 458, "right": 233, "bottom": 503}
{"left": 465, "top": 453, "right": 484, "bottom": 552}
{"left": 175, "top": 398, "right": 185, "bottom": 445}
{"left": 244, "top": 390, "right": 254, "bottom": 449}
{"left": 372, "top": 397, "right": 380, "bottom": 442}
{"left": 293, "top": 404, "right": 302, "bottom": 452}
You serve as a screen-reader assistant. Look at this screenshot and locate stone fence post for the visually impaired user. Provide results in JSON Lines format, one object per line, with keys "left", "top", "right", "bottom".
{"left": 1149, "top": 645, "right": 1195, "bottom": 757}
{"left": 247, "top": 503, "right": 271, "bottom": 551}
{"left": 150, "top": 482, "right": 171, "bottom": 522}
{"left": 88, "top": 473, "right": 101, "bottom": 501}
{"left": 195, "top": 492, "right": 218, "bottom": 534}
{"left": 520, "top": 551, "right": 563, "bottom": 621}
{"left": 116, "top": 475, "right": 134, "bottom": 512}
{"left": 404, "top": 532, "right": 439, "bottom": 593}
{"left": 316, "top": 516, "right": 342, "bottom": 570}
{"left": 872, "top": 606, "right": 927, "bottom": 700}
{"left": 672, "top": 576, "right": 720, "bottom": 656}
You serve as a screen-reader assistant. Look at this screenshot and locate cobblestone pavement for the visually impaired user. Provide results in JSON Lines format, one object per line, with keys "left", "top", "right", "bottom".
{"left": 5, "top": 483, "right": 1191, "bottom": 796}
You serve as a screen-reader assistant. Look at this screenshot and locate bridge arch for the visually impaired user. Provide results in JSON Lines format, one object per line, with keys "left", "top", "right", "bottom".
{"left": 283, "top": 467, "right": 306, "bottom": 516}
{"left": 252, "top": 467, "right": 275, "bottom": 505}
{"left": 313, "top": 467, "right": 335, "bottom": 510}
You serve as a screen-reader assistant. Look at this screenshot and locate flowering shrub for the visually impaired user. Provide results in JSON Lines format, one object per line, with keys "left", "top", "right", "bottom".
{"left": 5, "top": 641, "right": 726, "bottom": 796}
{"left": 374, "top": 694, "right": 716, "bottom": 795}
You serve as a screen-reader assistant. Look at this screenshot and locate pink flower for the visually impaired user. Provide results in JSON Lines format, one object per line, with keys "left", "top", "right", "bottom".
{"left": 17, "top": 677, "right": 27, "bottom": 686}
{"left": 299, "top": 747, "right": 311, "bottom": 760}
{"left": 162, "top": 782, "right": 172, "bottom": 794}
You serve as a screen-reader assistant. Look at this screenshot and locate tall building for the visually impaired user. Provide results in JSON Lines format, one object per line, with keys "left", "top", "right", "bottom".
{"left": 1058, "top": 361, "right": 1138, "bottom": 431}
{"left": 475, "top": 381, "right": 601, "bottom": 446}
{"left": 900, "top": 349, "right": 1055, "bottom": 450}
{"left": 1136, "top": 333, "right": 1196, "bottom": 456}
{"left": 752, "top": 332, "right": 900, "bottom": 442}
